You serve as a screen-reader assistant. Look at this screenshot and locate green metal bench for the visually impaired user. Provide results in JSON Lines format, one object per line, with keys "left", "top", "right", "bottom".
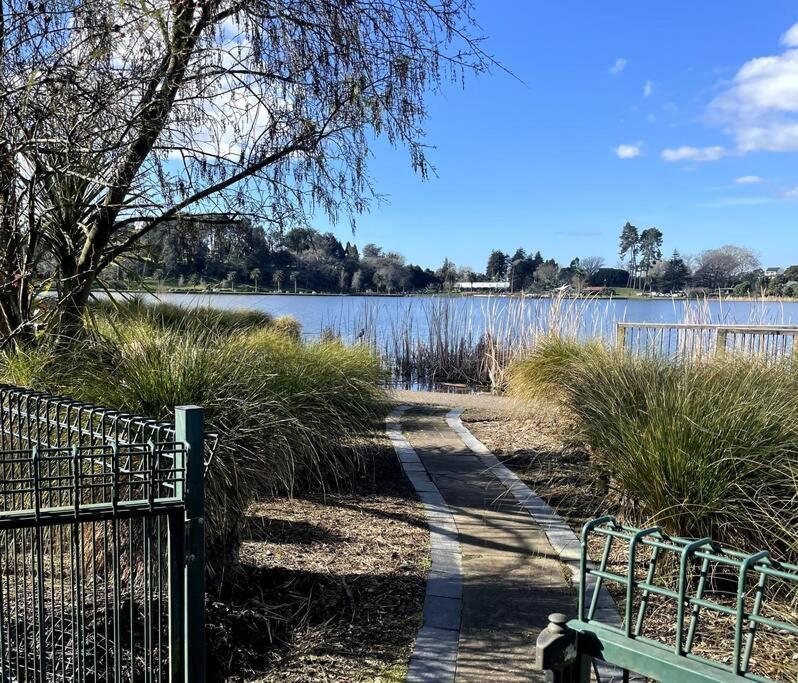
{"left": 536, "top": 516, "right": 798, "bottom": 682}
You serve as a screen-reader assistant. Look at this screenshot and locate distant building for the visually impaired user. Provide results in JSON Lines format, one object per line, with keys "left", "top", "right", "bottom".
{"left": 454, "top": 281, "right": 510, "bottom": 291}
{"left": 764, "top": 267, "right": 784, "bottom": 279}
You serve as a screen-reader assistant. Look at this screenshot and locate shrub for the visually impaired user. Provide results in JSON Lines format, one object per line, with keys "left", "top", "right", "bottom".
{"left": 0, "top": 301, "right": 387, "bottom": 580}
{"left": 509, "top": 339, "right": 798, "bottom": 560}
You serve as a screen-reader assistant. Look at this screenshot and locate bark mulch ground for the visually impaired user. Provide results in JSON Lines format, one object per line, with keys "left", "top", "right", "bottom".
{"left": 461, "top": 396, "right": 798, "bottom": 682}
{"left": 206, "top": 436, "right": 428, "bottom": 682}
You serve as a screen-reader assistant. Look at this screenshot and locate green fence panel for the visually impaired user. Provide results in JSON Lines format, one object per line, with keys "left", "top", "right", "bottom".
{"left": 537, "top": 516, "right": 798, "bottom": 682}
{"left": 0, "top": 386, "right": 210, "bottom": 682}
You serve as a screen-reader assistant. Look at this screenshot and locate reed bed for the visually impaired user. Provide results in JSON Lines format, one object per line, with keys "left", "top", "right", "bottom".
{"left": 342, "top": 293, "right": 616, "bottom": 390}
{"left": 334, "top": 293, "right": 798, "bottom": 390}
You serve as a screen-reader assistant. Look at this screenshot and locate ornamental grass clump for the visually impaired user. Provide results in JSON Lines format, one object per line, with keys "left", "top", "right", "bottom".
{"left": 509, "top": 338, "right": 798, "bottom": 561}
{"left": 0, "top": 302, "right": 388, "bottom": 581}
{"left": 89, "top": 295, "right": 274, "bottom": 333}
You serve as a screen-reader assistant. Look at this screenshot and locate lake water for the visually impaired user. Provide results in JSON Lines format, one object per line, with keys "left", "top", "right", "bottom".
{"left": 135, "top": 292, "right": 798, "bottom": 342}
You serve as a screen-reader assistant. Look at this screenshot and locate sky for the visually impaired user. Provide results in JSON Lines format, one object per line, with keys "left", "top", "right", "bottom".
{"left": 317, "top": 1, "right": 798, "bottom": 272}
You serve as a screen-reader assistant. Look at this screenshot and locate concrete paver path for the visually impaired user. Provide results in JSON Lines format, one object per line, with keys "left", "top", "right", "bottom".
{"left": 398, "top": 406, "right": 575, "bottom": 682}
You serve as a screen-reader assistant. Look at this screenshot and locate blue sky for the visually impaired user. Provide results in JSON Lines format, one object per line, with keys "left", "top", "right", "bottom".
{"left": 322, "top": 1, "right": 798, "bottom": 272}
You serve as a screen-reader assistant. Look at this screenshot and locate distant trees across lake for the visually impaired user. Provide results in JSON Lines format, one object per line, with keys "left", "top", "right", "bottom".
{"left": 111, "top": 215, "right": 798, "bottom": 297}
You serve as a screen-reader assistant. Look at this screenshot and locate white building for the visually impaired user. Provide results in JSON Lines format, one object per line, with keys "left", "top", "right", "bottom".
{"left": 454, "top": 281, "right": 510, "bottom": 291}
{"left": 764, "top": 267, "right": 784, "bottom": 279}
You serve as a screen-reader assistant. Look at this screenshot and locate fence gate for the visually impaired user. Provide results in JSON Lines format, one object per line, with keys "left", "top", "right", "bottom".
{"left": 0, "top": 386, "right": 207, "bottom": 682}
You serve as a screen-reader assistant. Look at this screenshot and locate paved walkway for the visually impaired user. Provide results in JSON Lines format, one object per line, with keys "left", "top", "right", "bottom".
{"left": 393, "top": 405, "right": 576, "bottom": 682}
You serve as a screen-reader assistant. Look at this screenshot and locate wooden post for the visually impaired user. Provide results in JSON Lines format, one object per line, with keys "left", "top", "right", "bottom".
{"left": 716, "top": 329, "right": 728, "bottom": 358}
{"left": 616, "top": 324, "right": 627, "bottom": 352}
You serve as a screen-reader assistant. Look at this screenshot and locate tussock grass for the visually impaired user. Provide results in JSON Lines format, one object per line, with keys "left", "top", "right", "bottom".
{"left": 89, "top": 294, "right": 275, "bottom": 334}
{"left": 509, "top": 338, "right": 798, "bottom": 561}
{"left": 506, "top": 336, "right": 605, "bottom": 402}
{"left": 0, "top": 301, "right": 388, "bottom": 580}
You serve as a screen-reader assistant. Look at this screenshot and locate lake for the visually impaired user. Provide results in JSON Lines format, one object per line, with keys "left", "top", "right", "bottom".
{"left": 134, "top": 292, "right": 798, "bottom": 341}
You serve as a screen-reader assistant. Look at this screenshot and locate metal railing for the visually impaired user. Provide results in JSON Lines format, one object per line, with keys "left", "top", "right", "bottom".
{"left": 616, "top": 323, "right": 798, "bottom": 363}
{"left": 536, "top": 517, "right": 798, "bottom": 682}
{"left": 0, "top": 385, "right": 208, "bottom": 682}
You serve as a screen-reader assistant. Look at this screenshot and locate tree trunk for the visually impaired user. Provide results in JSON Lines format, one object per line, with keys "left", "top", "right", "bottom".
{"left": 55, "top": 260, "right": 95, "bottom": 343}
{"left": 0, "top": 278, "right": 35, "bottom": 350}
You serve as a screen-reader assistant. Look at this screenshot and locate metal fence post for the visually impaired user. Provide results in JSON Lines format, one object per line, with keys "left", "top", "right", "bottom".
{"left": 168, "top": 454, "right": 186, "bottom": 683}
{"left": 535, "top": 613, "right": 589, "bottom": 683}
{"left": 175, "top": 406, "right": 205, "bottom": 683}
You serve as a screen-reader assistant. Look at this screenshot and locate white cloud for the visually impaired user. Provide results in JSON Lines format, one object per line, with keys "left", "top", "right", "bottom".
{"left": 781, "top": 23, "right": 798, "bottom": 47}
{"left": 735, "top": 175, "right": 766, "bottom": 184}
{"left": 710, "top": 24, "right": 798, "bottom": 152}
{"left": 784, "top": 185, "right": 798, "bottom": 199}
{"left": 661, "top": 146, "right": 727, "bottom": 162}
{"left": 609, "top": 58, "right": 627, "bottom": 75}
{"left": 643, "top": 80, "right": 653, "bottom": 97}
{"left": 615, "top": 143, "right": 642, "bottom": 158}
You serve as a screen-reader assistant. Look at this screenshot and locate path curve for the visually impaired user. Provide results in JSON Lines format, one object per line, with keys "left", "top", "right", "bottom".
{"left": 388, "top": 404, "right": 625, "bottom": 683}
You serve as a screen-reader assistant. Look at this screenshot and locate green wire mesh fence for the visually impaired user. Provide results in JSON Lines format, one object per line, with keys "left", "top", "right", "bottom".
{"left": 0, "top": 385, "right": 210, "bottom": 682}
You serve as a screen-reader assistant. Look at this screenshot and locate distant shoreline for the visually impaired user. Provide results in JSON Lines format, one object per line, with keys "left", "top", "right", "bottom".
{"left": 98, "top": 288, "right": 798, "bottom": 303}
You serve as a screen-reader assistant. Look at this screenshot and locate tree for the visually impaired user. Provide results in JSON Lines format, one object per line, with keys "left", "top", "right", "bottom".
{"left": 510, "top": 258, "right": 534, "bottom": 292}
{"left": 580, "top": 256, "right": 605, "bottom": 278}
{"left": 273, "top": 270, "right": 284, "bottom": 293}
{"left": 657, "top": 251, "right": 690, "bottom": 292}
{"left": 783, "top": 265, "right": 798, "bottom": 281}
{"left": 290, "top": 271, "right": 300, "bottom": 294}
{"left": 281, "top": 228, "right": 317, "bottom": 253}
{"left": 693, "top": 246, "right": 761, "bottom": 290}
{"left": 638, "top": 228, "right": 664, "bottom": 289}
{"left": 344, "top": 243, "right": 360, "bottom": 262}
{"left": 534, "top": 262, "right": 560, "bottom": 290}
{"left": 589, "top": 267, "right": 630, "bottom": 288}
{"left": 319, "top": 233, "right": 346, "bottom": 260}
{"left": 226, "top": 271, "right": 237, "bottom": 291}
{"left": 568, "top": 259, "right": 587, "bottom": 291}
{"left": 362, "top": 244, "right": 384, "bottom": 259}
{"left": 557, "top": 258, "right": 586, "bottom": 291}
{"left": 249, "top": 268, "right": 262, "bottom": 292}
{"left": 619, "top": 222, "right": 640, "bottom": 289}
{"left": 438, "top": 258, "right": 457, "bottom": 291}
{"left": 486, "top": 251, "right": 508, "bottom": 280}
{"left": 374, "top": 259, "right": 403, "bottom": 293}
{"left": 0, "top": 0, "right": 488, "bottom": 342}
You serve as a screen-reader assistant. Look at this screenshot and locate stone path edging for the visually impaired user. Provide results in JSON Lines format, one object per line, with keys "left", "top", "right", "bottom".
{"left": 445, "top": 408, "right": 627, "bottom": 683}
{"left": 386, "top": 406, "right": 462, "bottom": 682}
